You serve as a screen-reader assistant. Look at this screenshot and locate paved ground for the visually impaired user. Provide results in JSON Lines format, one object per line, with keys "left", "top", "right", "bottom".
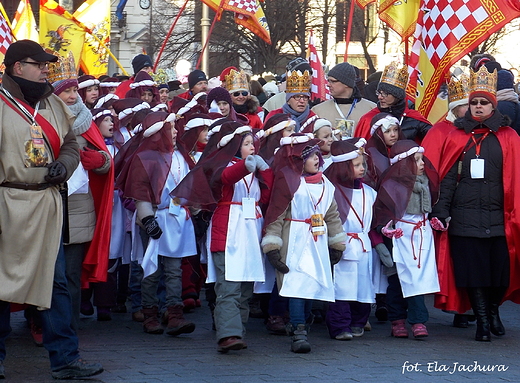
{"left": 2, "top": 294, "right": 519, "bottom": 383}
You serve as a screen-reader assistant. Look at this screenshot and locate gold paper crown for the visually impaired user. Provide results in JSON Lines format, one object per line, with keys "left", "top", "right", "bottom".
{"left": 447, "top": 74, "right": 470, "bottom": 103}
{"left": 380, "top": 62, "right": 409, "bottom": 90}
{"left": 225, "top": 69, "right": 249, "bottom": 92}
{"left": 152, "top": 69, "right": 169, "bottom": 85}
{"left": 470, "top": 66, "right": 497, "bottom": 96}
{"left": 47, "top": 50, "right": 77, "bottom": 84}
{"left": 286, "top": 70, "right": 312, "bottom": 94}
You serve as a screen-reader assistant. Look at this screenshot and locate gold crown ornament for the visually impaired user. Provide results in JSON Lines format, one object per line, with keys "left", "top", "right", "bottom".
{"left": 285, "top": 70, "right": 312, "bottom": 94}
{"left": 47, "top": 50, "right": 77, "bottom": 84}
{"left": 225, "top": 69, "right": 249, "bottom": 92}
{"left": 469, "top": 65, "right": 497, "bottom": 96}
{"left": 380, "top": 62, "right": 409, "bottom": 90}
{"left": 152, "top": 68, "right": 169, "bottom": 85}
{"left": 447, "top": 74, "right": 470, "bottom": 103}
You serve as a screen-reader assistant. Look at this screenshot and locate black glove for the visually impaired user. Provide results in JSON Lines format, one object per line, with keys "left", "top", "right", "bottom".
{"left": 45, "top": 161, "right": 67, "bottom": 184}
{"left": 141, "top": 215, "right": 162, "bottom": 239}
{"left": 329, "top": 248, "right": 343, "bottom": 265}
{"left": 266, "top": 249, "right": 289, "bottom": 274}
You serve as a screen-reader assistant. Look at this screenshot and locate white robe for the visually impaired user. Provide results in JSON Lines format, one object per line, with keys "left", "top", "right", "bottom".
{"left": 141, "top": 151, "right": 197, "bottom": 277}
{"left": 393, "top": 213, "right": 440, "bottom": 298}
{"left": 333, "top": 185, "right": 376, "bottom": 303}
{"left": 279, "top": 177, "right": 336, "bottom": 302}
{"left": 207, "top": 169, "right": 266, "bottom": 284}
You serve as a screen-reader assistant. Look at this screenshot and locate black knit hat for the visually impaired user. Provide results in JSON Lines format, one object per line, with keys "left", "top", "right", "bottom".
{"left": 131, "top": 54, "right": 153, "bottom": 74}
{"left": 188, "top": 70, "right": 207, "bottom": 89}
{"left": 377, "top": 82, "right": 406, "bottom": 101}
{"left": 327, "top": 62, "right": 356, "bottom": 88}
{"left": 497, "top": 70, "right": 514, "bottom": 91}
{"left": 4, "top": 40, "right": 58, "bottom": 66}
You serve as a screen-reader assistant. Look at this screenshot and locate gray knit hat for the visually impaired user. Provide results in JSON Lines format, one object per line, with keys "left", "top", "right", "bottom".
{"left": 327, "top": 62, "right": 357, "bottom": 88}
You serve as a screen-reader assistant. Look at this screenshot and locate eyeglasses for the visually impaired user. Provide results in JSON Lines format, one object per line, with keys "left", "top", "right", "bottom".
{"left": 375, "top": 90, "right": 390, "bottom": 98}
{"left": 232, "top": 91, "right": 249, "bottom": 97}
{"left": 470, "top": 99, "right": 491, "bottom": 106}
{"left": 20, "top": 61, "right": 50, "bottom": 70}
{"left": 292, "top": 94, "right": 310, "bottom": 101}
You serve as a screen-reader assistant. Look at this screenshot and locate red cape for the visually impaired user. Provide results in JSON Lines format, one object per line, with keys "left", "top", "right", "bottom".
{"left": 434, "top": 126, "right": 520, "bottom": 312}
{"left": 422, "top": 119, "right": 456, "bottom": 173}
{"left": 354, "top": 106, "right": 431, "bottom": 143}
{"left": 81, "top": 122, "right": 114, "bottom": 286}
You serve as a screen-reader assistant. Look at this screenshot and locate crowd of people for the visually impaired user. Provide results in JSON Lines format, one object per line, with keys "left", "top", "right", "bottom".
{"left": 1, "top": 39, "right": 520, "bottom": 379}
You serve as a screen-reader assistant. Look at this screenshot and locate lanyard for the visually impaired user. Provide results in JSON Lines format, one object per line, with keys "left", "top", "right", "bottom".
{"left": 164, "top": 151, "right": 182, "bottom": 185}
{"left": 242, "top": 172, "right": 255, "bottom": 197}
{"left": 304, "top": 177, "right": 325, "bottom": 211}
{"left": 334, "top": 98, "right": 357, "bottom": 120}
{"left": 471, "top": 131, "right": 490, "bottom": 158}
{"left": 1, "top": 86, "right": 40, "bottom": 124}
{"left": 338, "top": 184, "right": 365, "bottom": 229}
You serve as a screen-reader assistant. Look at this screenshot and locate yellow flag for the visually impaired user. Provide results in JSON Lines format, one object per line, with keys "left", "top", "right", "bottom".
{"left": 12, "top": 0, "right": 39, "bottom": 42}
{"left": 378, "top": 0, "right": 420, "bottom": 40}
{"left": 73, "top": 0, "right": 110, "bottom": 76}
{"left": 39, "top": 0, "right": 86, "bottom": 71}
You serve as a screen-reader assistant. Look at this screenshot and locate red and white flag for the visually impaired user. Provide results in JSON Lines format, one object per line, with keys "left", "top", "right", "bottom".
{"left": 307, "top": 32, "right": 330, "bottom": 102}
{"left": 0, "top": 7, "right": 15, "bottom": 68}
{"left": 408, "top": 0, "right": 520, "bottom": 122}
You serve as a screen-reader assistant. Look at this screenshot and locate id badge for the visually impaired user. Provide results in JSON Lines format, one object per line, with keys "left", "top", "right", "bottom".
{"left": 310, "top": 213, "right": 325, "bottom": 236}
{"left": 470, "top": 158, "right": 485, "bottom": 179}
{"left": 242, "top": 197, "right": 256, "bottom": 219}
{"left": 30, "top": 124, "right": 45, "bottom": 149}
{"left": 169, "top": 197, "right": 181, "bottom": 216}
{"left": 335, "top": 119, "right": 355, "bottom": 138}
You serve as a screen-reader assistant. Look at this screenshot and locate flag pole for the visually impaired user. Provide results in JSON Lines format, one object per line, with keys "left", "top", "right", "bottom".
{"left": 343, "top": 0, "right": 356, "bottom": 62}
{"left": 196, "top": 0, "right": 225, "bottom": 70}
{"left": 153, "top": 0, "right": 189, "bottom": 72}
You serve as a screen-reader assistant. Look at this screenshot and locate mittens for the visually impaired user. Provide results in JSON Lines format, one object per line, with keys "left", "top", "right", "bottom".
{"left": 254, "top": 155, "right": 269, "bottom": 171}
{"left": 381, "top": 221, "right": 403, "bottom": 239}
{"left": 430, "top": 217, "right": 449, "bottom": 231}
{"left": 375, "top": 243, "right": 394, "bottom": 268}
{"left": 266, "top": 249, "right": 289, "bottom": 274}
{"left": 244, "top": 155, "right": 256, "bottom": 172}
{"left": 80, "top": 147, "right": 106, "bottom": 170}
{"left": 329, "top": 248, "right": 343, "bottom": 265}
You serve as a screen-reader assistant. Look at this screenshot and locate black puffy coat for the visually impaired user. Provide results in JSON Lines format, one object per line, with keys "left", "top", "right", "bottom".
{"left": 431, "top": 110, "right": 510, "bottom": 237}
{"left": 377, "top": 99, "right": 431, "bottom": 141}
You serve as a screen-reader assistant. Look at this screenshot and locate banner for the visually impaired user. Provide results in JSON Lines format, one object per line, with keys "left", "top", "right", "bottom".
{"left": 408, "top": 0, "right": 520, "bottom": 122}
{"left": 39, "top": 0, "right": 86, "bottom": 71}
{"left": 378, "top": 0, "right": 421, "bottom": 41}
{"left": 307, "top": 32, "right": 331, "bottom": 102}
{"left": 200, "top": 0, "right": 271, "bottom": 44}
{"left": 74, "top": 0, "right": 111, "bottom": 76}
{"left": 12, "top": 0, "right": 39, "bottom": 42}
{"left": 0, "top": 3, "right": 14, "bottom": 66}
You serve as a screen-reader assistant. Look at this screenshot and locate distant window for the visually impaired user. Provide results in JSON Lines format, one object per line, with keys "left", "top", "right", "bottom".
{"left": 336, "top": 1, "right": 376, "bottom": 43}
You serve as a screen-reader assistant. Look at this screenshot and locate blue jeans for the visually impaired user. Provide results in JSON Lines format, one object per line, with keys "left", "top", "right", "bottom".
{"left": 288, "top": 298, "right": 313, "bottom": 326}
{"left": 386, "top": 273, "right": 429, "bottom": 324}
{"left": 0, "top": 243, "right": 80, "bottom": 370}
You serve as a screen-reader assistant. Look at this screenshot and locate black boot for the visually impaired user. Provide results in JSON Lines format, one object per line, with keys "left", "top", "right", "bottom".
{"left": 467, "top": 287, "right": 491, "bottom": 342}
{"left": 489, "top": 287, "right": 506, "bottom": 336}
{"left": 453, "top": 314, "right": 469, "bottom": 328}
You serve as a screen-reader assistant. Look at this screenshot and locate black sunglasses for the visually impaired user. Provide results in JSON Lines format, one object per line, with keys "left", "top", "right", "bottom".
{"left": 470, "top": 99, "right": 490, "bottom": 106}
{"left": 232, "top": 91, "right": 249, "bottom": 97}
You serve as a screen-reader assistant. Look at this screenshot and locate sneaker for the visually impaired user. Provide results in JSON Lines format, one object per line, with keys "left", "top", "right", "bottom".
{"left": 80, "top": 301, "right": 94, "bottom": 316}
{"left": 351, "top": 327, "right": 365, "bottom": 337}
{"left": 335, "top": 332, "right": 353, "bottom": 340}
{"left": 51, "top": 358, "right": 103, "bottom": 380}
{"left": 132, "top": 310, "right": 145, "bottom": 323}
{"left": 29, "top": 318, "right": 43, "bottom": 347}
{"left": 217, "top": 337, "right": 246, "bottom": 353}
{"left": 364, "top": 320, "right": 372, "bottom": 331}
{"left": 183, "top": 298, "right": 196, "bottom": 313}
{"left": 411, "top": 323, "right": 428, "bottom": 338}
{"left": 391, "top": 319, "right": 409, "bottom": 338}
{"left": 97, "top": 307, "right": 112, "bottom": 322}
{"left": 0, "top": 359, "right": 5, "bottom": 379}
{"left": 265, "top": 315, "right": 287, "bottom": 335}
{"left": 110, "top": 304, "right": 127, "bottom": 313}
